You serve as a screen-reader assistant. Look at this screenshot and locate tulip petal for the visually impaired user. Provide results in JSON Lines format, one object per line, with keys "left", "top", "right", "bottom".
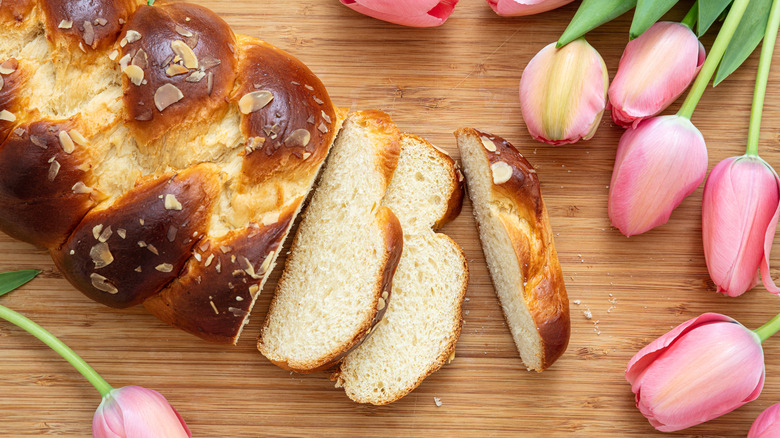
{"left": 630, "top": 319, "right": 763, "bottom": 432}
{"left": 340, "top": 0, "right": 458, "bottom": 27}
{"left": 487, "top": 0, "right": 575, "bottom": 16}
{"left": 748, "top": 403, "right": 780, "bottom": 438}
{"left": 626, "top": 313, "right": 732, "bottom": 387}
{"left": 608, "top": 116, "right": 708, "bottom": 236}
{"left": 93, "top": 386, "right": 191, "bottom": 438}
{"left": 761, "top": 181, "right": 780, "bottom": 294}
{"left": 703, "top": 157, "right": 780, "bottom": 296}
{"left": 520, "top": 39, "right": 607, "bottom": 145}
{"left": 609, "top": 22, "right": 705, "bottom": 127}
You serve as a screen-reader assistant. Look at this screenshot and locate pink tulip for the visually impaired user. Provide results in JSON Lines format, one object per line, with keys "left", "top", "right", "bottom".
{"left": 519, "top": 39, "right": 608, "bottom": 145}
{"left": 608, "top": 115, "right": 708, "bottom": 236}
{"left": 702, "top": 156, "right": 780, "bottom": 297}
{"left": 339, "top": 0, "right": 458, "bottom": 27}
{"left": 608, "top": 22, "right": 705, "bottom": 128}
{"left": 487, "top": 0, "right": 575, "bottom": 16}
{"left": 626, "top": 313, "right": 765, "bottom": 432}
{"left": 749, "top": 403, "right": 780, "bottom": 437}
{"left": 93, "top": 386, "right": 191, "bottom": 438}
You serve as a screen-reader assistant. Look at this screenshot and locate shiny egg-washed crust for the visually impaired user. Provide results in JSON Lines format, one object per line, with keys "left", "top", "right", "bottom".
{"left": 0, "top": 0, "right": 343, "bottom": 344}
{"left": 456, "top": 128, "right": 570, "bottom": 370}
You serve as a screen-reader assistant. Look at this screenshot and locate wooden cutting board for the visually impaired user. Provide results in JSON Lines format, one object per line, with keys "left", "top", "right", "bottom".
{"left": 2, "top": 1, "right": 779, "bottom": 436}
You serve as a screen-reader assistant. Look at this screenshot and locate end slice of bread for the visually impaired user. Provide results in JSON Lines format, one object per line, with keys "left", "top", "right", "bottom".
{"left": 333, "top": 133, "right": 468, "bottom": 405}
{"left": 455, "top": 128, "right": 570, "bottom": 372}
{"left": 258, "top": 111, "right": 403, "bottom": 373}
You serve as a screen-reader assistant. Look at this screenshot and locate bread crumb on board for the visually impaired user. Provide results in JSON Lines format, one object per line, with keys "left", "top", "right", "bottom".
{"left": 434, "top": 397, "right": 442, "bottom": 407}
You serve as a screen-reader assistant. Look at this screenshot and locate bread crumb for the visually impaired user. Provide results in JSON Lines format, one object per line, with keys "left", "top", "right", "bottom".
{"left": 573, "top": 299, "right": 581, "bottom": 305}
{"left": 583, "top": 309, "right": 592, "bottom": 320}
{"left": 434, "top": 397, "right": 442, "bottom": 407}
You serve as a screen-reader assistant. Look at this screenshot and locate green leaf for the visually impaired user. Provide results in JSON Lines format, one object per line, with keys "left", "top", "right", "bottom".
{"left": 698, "top": 0, "right": 733, "bottom": 36}
{"left": 714, "top": 0, "right": 772, "bottom": 85}
{"left": 630, "top": 0, "right": 680, "bottom": 39}
{"left": 0, "top": 270, "right": 41, "bottom": 298}
{"left": 557, "top": 0, "right": 638, "bottom": 47}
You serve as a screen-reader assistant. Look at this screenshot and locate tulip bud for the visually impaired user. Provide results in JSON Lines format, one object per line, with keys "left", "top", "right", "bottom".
{"left": 339, "top": 0, "right": 458, "bottom": 27}
{"left": 608, "top": 22, "right": 705, "bottom": 128}
{"left": 487, "top": 0, "right": 575, "bottom": 16}
{"left": 608, "top": 115, "right": 708, "bottom": 236}
{"left": 519, "top": 39, "right": 608, "bottom": 145}
{"left": 749, "top": 403, "right": 780, "bottom": 438}
{"left": 93, "top": 385, "right": 191, "bottom": 438}
{"left": 626, "top": 313, "right": 765, "bottom": 432}
{"left": 702, "top": 155, "right": 780, "bottom": 297}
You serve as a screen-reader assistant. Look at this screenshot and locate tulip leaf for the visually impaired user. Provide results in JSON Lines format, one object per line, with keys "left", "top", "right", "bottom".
{"left": 557, "top": 0, "right": 638, "bottom": 47}
{"left": 698, "top": 0, "right": 732, "bottom": 36}
{"left": 0, "top": 270, "right": 41, "bottom": 298}
{"left": 713, "top": 0, "right": 771, "bottom": 85}
{"left": 630, "top": 0, "right": 680, "bottom": 39}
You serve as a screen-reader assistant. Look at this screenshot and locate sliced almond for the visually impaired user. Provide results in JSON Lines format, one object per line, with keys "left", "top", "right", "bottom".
{"left": 98, "top": 225, "right": 112, "bottom": 243}
{"left": 69, "top": 129, "right": 88, "bottom": 146}
{"left": 72, "top": 182, "right": 92, "bottom": 194}
{"left": 171, "top": 40, "right": 198, "bottom": 69}
{"left": 154, "top": 84, "right": 183, "bottom": 112}
{"left": 185, "top": 70, "right": 206, "bottom": 82}
{"left": 90, "top": 273, "right": 118, "bottom": 294}
{"left": 108, "top": 50, "right": 119, "bottom": 61}
{"left": 29, "top": 135, "right": 47, "bottom": 149}
{"left": 82, "top": 21, "right": 94, "bottom": 46}
{"left": 165, "top": 64, "right": 189, "bottom": 77}
{"left": 90, "top": 242, "right": 114, "bottom": 269}
{"left": 238, "top": 90, "right": 273, "bottom": 114}
{"left": 58, "top": 131, "right": 75, "bottom": 154}
{"left": 164, "top": 193, "right": 183, "bottom": 210}
{"left": 260, "top": 251, "right": 274, "bottom": 274}
{"left": 117, "top": 228, "right": 126, "bottom": 239}
{"left": 481, "top": 136, "right": 497, "bottom": 152}
{"left": 123, "top": 65, "right": 144, "bottom": 86}
{"left": 0, "top": 110, "right": 16, "bottom": 122}
{"left": 118, "top": 53, "right": 131, "bottom": 71}
{"left": 175, "top": 25, "right": 193, "bottom": 37}
{"left": 491, "top": 161, "right": 513, "bottom": 185}
{"left": 155, "top": 263, "right": 174, "bottom": 273}
{"left": 58, "top": 20, "right": 73, "bottom": 29}
{"left": 93, "top": 225, "right": 103, "bottom": 240}
{"left": 131, "top": 49, "right": 148, "bottom": 69}
{"left": 124, "top": 30, "right": 141, "bottom": 44}
{"left": 284, "top": 129, "right": 311, "bottom": 148}
{"left": 0, "top": 61, "right": 16, "bottom": 75}
{"left": 48, "top": 160, "right": 61, "bottom": 181}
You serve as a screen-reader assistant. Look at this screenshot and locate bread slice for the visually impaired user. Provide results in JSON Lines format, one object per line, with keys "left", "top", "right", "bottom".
{"left": 258, "top": 111, "right": 403, "bottom": 373}
{"left": 333, "top": 133, "right": 468, "bottom": 405}
{"left": 455, "top": 128, "right": 570, "bottom": 371}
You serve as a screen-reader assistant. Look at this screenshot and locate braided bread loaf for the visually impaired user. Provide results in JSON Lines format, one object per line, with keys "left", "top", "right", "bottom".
{"left": 0, "top": 0, "right": 343, "bottom": 343}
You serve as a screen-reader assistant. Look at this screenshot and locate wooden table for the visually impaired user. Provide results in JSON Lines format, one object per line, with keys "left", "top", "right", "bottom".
{"left": 2, "top": 1, "right": 779, "bottom": 436}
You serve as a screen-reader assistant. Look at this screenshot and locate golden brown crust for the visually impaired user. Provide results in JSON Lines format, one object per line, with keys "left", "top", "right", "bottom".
{"left": 144, "top": 202, "right": 298, "bottom": 344}
{"left": 0, "top": 0, "right": 36, "bottom": 25}
{"left": 457, "top": 127, "right": 570, "bottom": 370}
{"left": 51, "top": 165, "right": 221, "bottom": 308}
{"left": 233, "top": 35, "right": 339, "bottom": 184}
{"left": 121, "top": 3, "right": 237, "bottom": 144}
{"left": 0, "top": 117, "right": 98, "bottom": 248}
{"left": 41, "top": 0, "right": 140, "bottom": 52}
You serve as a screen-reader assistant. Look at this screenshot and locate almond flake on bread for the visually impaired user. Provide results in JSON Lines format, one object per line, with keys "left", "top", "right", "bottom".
{"left": 258, "top": 111, "right": 403, "bottom": 373}
{"left": 456, "top": 128, "right": 570, "bottom": 371}
{"left": 333, "top": 133, "right": 468, "bottom": 405}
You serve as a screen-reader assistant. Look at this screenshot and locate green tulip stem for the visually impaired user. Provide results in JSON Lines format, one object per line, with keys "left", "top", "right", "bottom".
{"left": 677, "top": 0, "right": 750, "bottom": 119}
{"left": 755, "top": 312, "right": 780, "bottom": 343}
{"left": 745, "top": 0, "right": 780, "bottom": 157}
{"left": 681, "top": 2, "right": 698, "bottom": 30}
{"left": 0, "top": 304, "right": 113, "bottom": 397}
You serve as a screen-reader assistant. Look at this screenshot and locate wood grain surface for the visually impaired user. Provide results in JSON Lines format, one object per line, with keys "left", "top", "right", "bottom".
{"left": 1, "top": 1, "right": 779, "bottom": 436}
